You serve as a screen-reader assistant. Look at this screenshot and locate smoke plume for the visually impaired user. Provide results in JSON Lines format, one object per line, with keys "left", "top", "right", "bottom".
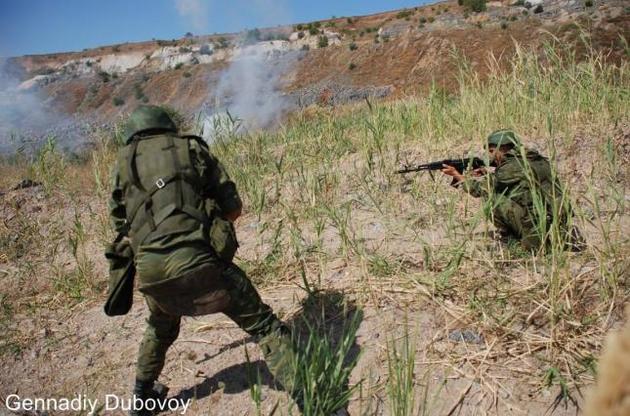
{"left": 0, "top": 59, "right": 84, "bottom": 155}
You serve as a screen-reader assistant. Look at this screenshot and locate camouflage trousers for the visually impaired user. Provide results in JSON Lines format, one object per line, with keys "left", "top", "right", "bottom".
{"left": 135, "top": 263, "right": 281, "bottom": 382}
{"left": 492, "top": 200, "right": 583, "bottom": 251}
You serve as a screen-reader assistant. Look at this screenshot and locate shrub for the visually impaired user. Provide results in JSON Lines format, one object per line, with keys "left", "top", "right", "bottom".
{"left": 245, "top": 28, "right": 261, "bottom": 44}
{"left": 463, "top": 0, "right": 487, "bottom": 13}
{"left": 585, "top": 0, "right": 593, "bottom": 6}
{"left": 174, "top": 62, "right": 184, "bottom": 70}
{"left": 98, "top": 71, "right": 110, "bottom": 83}
{"left": 510, "top": 15, "right": 518, "bottom": 21}
{"left": 501, "top": 22, "right": 508, "bottom": 29}
{"left": 318, "top": 35, "right": 329, "bottom": 48}
{"left": 533, "top": 4, "right": 544, "bottom": 13}
{"left": 396, "top": 10, "right": 413, "bottom": 19}
{"left": 183, "top": 71, "right": 192, "bottom": 78}
{"left": 301, "top": 44, "right": 310, "bottom": 51}
{"left": 428, "top": 16, "right": 435, "bottom": 23}
{"left": 348, "top": 63, "right": 357, "bottom": 70}
{"left": 296, "top": 24, "right": 304, "bottom": 30}
{"left": 349, "top": 42, "right": 358, "bottom": 51}
{"left": 199, "top": 44, "right": 213, "bottom": 55}
{"left": 346, "top": 17, "right": 353, "bottom": 24}
{"left": 113, "top": 97, "right": 125, "bottom": 106}
{"left": 419, "top": 16, "right": 427, "bottom": 23}
{"left": 215, "top": 37, "right": 229, "bottom": 49}
{"left": 308, "top": 25, "right": 320, "bottom": 36}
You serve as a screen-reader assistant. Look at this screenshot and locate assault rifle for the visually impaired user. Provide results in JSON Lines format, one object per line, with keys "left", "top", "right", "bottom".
{"left": 396, "top": 157, "right": 488, "bottom": 175}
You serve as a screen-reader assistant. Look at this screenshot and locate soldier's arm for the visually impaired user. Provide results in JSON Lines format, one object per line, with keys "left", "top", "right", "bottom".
{"left": 192, "top": 141, "right": 243, "bottom": 220}
{"left": 108, "top": 165, "right": 128, "bottom": 235}
{"left": 457, "top": 173, "right": 495, "bottom": 198}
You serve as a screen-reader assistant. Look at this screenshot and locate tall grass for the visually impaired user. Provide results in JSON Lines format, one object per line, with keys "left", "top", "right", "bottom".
{"left": 0, "top": 37, "right": 627, "bottom": 412}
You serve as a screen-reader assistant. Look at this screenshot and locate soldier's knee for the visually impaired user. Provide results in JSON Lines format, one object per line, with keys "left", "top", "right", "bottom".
{"left": 147, "top": 313, "right": 181, "bottom": 344}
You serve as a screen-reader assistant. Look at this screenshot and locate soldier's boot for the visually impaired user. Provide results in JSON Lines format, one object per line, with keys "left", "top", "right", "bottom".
{"left": 258, "top": 325, "right": 299, "bottom": 395}
{"left": 129, "top": 380, "right": 169, "bottom": 416}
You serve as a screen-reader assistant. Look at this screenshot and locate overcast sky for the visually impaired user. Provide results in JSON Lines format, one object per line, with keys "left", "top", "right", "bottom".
{"left": 0, "top": 0, "right": 434, "bottom": 57}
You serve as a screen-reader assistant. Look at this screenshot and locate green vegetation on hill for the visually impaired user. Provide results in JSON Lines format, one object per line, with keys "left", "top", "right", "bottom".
{"left": 0, "top": 39, "right": 628, "bottom": 413}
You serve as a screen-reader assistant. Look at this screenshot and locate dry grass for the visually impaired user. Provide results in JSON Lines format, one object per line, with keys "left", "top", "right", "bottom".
{"left": 0, "top": 39, "right": 628, "bottom": 413}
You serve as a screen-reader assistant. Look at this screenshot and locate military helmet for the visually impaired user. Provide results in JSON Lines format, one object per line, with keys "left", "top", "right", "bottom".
{"left": 124, "top": 105, "right": 177, "bottom": 142}
{"left": 487, "top": 129, "right": 521, "bottom": 148}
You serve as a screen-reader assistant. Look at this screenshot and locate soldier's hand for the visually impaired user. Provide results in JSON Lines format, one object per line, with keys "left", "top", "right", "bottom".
{"left": 472, "top": 167, "right": 487, "bottom": 177}
{"left": 441, "top": 164, "right": 464, "bottom": 184}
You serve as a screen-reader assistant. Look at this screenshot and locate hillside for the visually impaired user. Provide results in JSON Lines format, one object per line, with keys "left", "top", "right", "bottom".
{"left": 0, "top": 1, "right": 629, "bottom": 416}
{"left": 2, "top": 0, "right": 628, "bottom": 151}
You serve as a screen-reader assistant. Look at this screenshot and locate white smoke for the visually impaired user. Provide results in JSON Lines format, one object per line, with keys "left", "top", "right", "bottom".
{"left": 174, "top": 0, "right": 209, "bottom": 33}
{"left": 205, "top": 46, "right": 297, "bottom": 138}
{"left": 0, "top": 59, "right": 84, "bottom": 155}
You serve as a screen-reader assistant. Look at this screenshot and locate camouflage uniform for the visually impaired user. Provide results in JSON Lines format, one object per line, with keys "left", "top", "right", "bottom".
{"left": 107, "top": 106, "right": 295, "bottom": 411}
{"left": 457, "top": 130, "right": 581, "bottom": 251}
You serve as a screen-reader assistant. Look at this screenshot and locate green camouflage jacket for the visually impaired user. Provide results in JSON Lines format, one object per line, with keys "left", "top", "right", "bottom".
{"left": 459, "top": 148, "right": 568, "bottom": 216}
{"left": 109, "top": 137, "right": 242, "bottom": 285}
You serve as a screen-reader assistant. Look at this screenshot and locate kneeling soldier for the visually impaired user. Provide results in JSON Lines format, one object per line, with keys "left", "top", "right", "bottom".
{"left": 441, "top": 129, "right": 583, "bottom": 251}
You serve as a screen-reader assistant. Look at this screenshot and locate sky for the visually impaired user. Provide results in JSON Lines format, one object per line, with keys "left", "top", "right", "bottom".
{"left": 0, "top": 0, "right": 434, "bottom": 57}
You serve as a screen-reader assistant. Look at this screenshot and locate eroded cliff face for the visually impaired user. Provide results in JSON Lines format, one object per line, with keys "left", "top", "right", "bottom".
{"left": 2, "top": 0, "right": 628, "bottom": 150}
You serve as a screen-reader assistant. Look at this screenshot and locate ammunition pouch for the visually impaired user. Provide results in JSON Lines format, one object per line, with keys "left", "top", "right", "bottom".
{"left": 104, "top": 233, "right": 135, "bottom": 316}
{"left": 208, "top": 216, "right": 239, "bottom": 262}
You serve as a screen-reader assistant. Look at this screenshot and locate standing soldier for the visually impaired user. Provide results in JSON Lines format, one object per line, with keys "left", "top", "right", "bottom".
{"left": 441, "top": 129, "right": 583, "bottom": 251}
{"left": 107, "top": 105, "right": 296, "bottom": 415}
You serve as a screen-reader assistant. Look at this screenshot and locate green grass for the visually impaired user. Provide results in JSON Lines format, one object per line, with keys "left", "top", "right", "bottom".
{"left": 0, "top": 36, "right": 628, "bottom": 412}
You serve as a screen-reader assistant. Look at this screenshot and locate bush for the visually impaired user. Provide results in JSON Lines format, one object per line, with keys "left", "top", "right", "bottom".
{"left": 297, "top": 31, "right": 305, "bottom": 39}
{"left": 244, "top": 28, "right": 261, "bottom": 44}
{"left": 98, "top": 71, "right": 110, "bottom": 83}
{"left": 215, "top": 37, "right": 229, "bottom": 49}
{"left": 348, "top": 63, "right": 357, "bottom": 70}
{"left": 349, "top": 42, "right": 358, "bottom": 51}
{"left": 174, "top": 62, "right": 184, "bottom": 70}
{"left": 396, "top": 10, "right": 413, "bottom": 19}
{"left": 428, "top": 16, "right": 435, "bottom": 23}
{"left": 295, "top": 24, "right": 304, "bottom": 31}
{"left": 301, "top": 44, "right": 310, "bottom": 51}
{"left": 463, "top": 0, "right": 487, "bottom": 13}
{"left": 308, "top": 25, "right": 320, "bottom": 36}
{"left": 199, "top": 44, "right": 213, "bottom": 55}
{"left": 183, "top": 71, "right": 192, "bottom": 78}
{"left": 318, "top": 35, "right": 329, "bottom": 48}
{"left": 501, "top": 22, "right": 508, "bottom": 29}
{"left": 585, "top": 0, "right": 593, "bottom": 6}
{"left": 113, "top": 97, "right": 125, "bottom": 106}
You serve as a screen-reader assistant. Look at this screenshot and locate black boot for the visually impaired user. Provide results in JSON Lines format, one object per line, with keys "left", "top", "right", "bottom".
{"left": 129, "top": 380, "right": 169, "bottom": 416}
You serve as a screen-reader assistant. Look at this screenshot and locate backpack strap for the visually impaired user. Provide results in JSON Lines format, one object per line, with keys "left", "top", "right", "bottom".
{"left": 122, "top": 134, "right": 210, "bottom": 252}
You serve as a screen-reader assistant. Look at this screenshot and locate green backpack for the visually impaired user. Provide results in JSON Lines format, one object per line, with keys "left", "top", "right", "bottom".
{"left": 117, "top": 133, "right": 238, "bottom": 261}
